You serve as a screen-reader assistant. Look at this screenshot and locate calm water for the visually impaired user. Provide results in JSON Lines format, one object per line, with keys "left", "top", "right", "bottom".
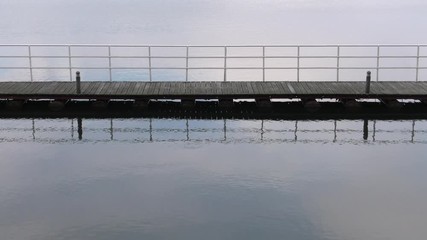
{"left": 1, "top": 1, "right": 427, "bottom": 239}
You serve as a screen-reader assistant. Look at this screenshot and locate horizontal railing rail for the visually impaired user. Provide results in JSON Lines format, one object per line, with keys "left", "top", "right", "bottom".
{"left": 0, "top": 44, "right": 426, "bottom": 82}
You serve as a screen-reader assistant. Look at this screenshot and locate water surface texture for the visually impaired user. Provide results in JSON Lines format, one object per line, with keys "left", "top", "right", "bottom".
{"left": 1, "top": 1, "right": 427, "bottom": 240}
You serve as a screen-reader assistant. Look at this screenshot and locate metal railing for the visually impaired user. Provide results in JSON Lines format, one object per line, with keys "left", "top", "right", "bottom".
{"left": 0, "top": 118, "right": 426, "bottom": 144}
{"left": 0, "top": 44, "right": 426, "bottom": 82}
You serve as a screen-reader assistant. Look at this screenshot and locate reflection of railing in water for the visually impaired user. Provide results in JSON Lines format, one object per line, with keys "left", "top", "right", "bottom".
{"left": 0, "top": 118, "right": 426, "bottom": 144}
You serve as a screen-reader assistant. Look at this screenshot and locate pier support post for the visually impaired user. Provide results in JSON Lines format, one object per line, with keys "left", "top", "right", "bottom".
{"left": 255, "top": 98, "right": 272, "bottom": 108}
{"left": 133, "top": 99, "right": 150, "bottom": 109}
{"left": 365, "top": 71, "right": 371, "bottom": 94}
{"left": 91, "top": 100, "right": 109, "bottom": 110}
{"left": 219, "top": 99, "right": 234, "bottom": 108}
{"left": 48, "top": 100, "right": 66, "bottom": 111}
{"left": 76, "top": 71, "right": 81, "bottom": 94}
{"left": 181, "top": 99, "right": 195, "bottom": 108}
{"left": 380, "top": 99, "right": 402, "bottom": 110}
{"left": 340, "top": 98, "right": 361, "bottom": 111}
{"left": 302, "top": 99, "right": 321, "bottom": 112}
{"left": 5, "top": 100, "right": 25, "bottom": 110}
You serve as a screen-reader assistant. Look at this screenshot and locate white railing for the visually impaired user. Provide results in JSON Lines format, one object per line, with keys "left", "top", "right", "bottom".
{"left": 0, "top": 44, "right": 426, "bottom": 82}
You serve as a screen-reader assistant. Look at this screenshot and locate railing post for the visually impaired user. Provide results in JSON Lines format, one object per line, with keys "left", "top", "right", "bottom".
{"left": 108, "top": 46, "right": 112, "bottom": 82}
{"left": 224, "top": 46, "right": 227, "bottom": 82}
{"left": 297, "top": 46, "right": 300, "bottom": 82}
{"left": 336, "top": 46, "right": 340, "bottom": 82}
{"left": 262, "top": 46, "right": 265, "bottom": 82}
{"left": 76, "top": 71, "right": 81, "bottom": 94}
{"left": 68, "top": 45, "right": 72, "bottom": 81}
{"left": 376, "top": 46, "right": 380, "bottom": 81}
{"left": 416, "top": 45, "right": 420, "bottom": 82}
{"left": 148, "top": 46, "right": 152, "bottom": 82}
{"left": 186, "top": 46, "right": 189, "bottom": 81}
{"left": 28, "top": 45, "right": 33, "bottom": 82}
{"left": 365, "top": 71, "right": 371, "bottom": 94}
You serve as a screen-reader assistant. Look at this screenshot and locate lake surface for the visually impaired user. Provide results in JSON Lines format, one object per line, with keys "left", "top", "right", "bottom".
{"left": 1, "top": 1, "right": 427, "bottom": 239}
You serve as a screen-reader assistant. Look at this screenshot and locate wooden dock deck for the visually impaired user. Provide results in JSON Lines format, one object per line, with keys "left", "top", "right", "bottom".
{"left": 1, "top": 81, "right": 427, "bottom": 101}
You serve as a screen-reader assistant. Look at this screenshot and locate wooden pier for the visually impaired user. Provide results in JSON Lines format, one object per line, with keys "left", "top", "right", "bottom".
{"left": 1, "top": 81, "right": 427, "bottom": 101}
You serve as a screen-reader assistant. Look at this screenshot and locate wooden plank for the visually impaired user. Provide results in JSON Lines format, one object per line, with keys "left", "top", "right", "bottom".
{"left": 299, "top": 82, "right": 311, "bottom": 95}
{"left": 398, "top": 82, "right": 421, "bottom": 95}
{"left": 115, "top": 82, "right": 127, "bottom": 95}
{"left": 109, "top": 82, "right": 120, "bottom": 95}
{"left": 168, "top": 82, "right": 177, "bottom": 95}
{"left": 34, "top": 82, "right": 56, "bottom": 94}
{"left": 183, "top": 82, "right": 189, "bottom": 95}
{"left": 274, "top": 82, "right": 288, "bottom": 95}
{"left": 141, "top": 81, "right": 152, "bottom": 95}
{"left": 99, "top": 82, "right": 112, "bottom": 95}
{"left": 149, "top": 82, "right": 160, "bottom": 96}
{"left": 132, "top": 82, "right": 145, "bottom": 95}
{"left": 380, "top": 82, "right": 399, "bottom": 95}
{"left": 196, "top": 82, "right": 204, "bottom": 96}
{"left": 53, "top": 81, "right": 71, "bottom": 95}
{"left": 19, "top": 82, "right": 37, "bottom": 94}
{"left": 123, "top": 82, "right": 132, "bottom": 95}
{"left": 27, "top": 83, "right": 47, "bottom": 95}
{"left": 250, "top": 82, "right": 261, "bottom": 95}
{"left": 378, "top": 81, "right": 399, "bottom": 95}
{"left": 62, "top": 82, "right": 75, "bottom": 95}
{"left": 120, "top": 82, "right": 131, "bottom": 95}
{"left": 87, "top": 82, "right": 100, "bottom": 95}
{"left": 2, "top": 81, "right": 427, "bottom": 100}
{"left": 403, "top": 82, "right": 423, "bottom": 95}
{"left": 317, "top": 82, "right": 334, "bottom": 95}
{"left": 122, "top": 82, "right": 133, "bottom": 95}
{"left": 301, "top": 82, "right": 316, "bottom": 95}
{"left": 94, "top": 82, "right": 107, "bottom": 95}
{"left": 240, "top": 82, "right": 249, "bottom": 95}
{"left": 159, "top": 82, "right": 167, "bottom": 96}
{"left": 1, "top": 82, "right": 18, "bottom": 93}
{"left": 244, "top": 82, "right": 254, "bottom": 95}
{"left": 414, "top": 82, "right": 427, "bottom": 93}
{"left": 233, "top": 82, "right": 243, "bottom": 95}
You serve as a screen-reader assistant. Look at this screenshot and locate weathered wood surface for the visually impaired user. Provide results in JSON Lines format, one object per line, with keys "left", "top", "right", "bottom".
{"left": 0, "top": 81, "right": 426, "bottom": 99}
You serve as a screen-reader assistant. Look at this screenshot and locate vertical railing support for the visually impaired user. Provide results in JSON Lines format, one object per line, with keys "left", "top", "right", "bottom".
{"left": 76, "top": 71, "right": 81, "bottom": 94}
{"left": 365, "top": 71, "right": 371, "bottom": 94}
{"left": 148, "top": 46, "right": 152, "bottom": 82}
{"left": 262, "top": 46, "right": 265, "bottom": 82}
{"left": 336, "top": 46, "right": 340, "bottom": 82}
{"left": 416, "top": 45, "right": 420, "bottom": 82}
{"left": 297, "top": 46, "right": 300, "bottom": 82}
{"left": 376, "top": 46, "right": 380, "bottom": 81}
{"left": 186, "top": 46, "right": 189, "bottom": 81}
{"left": 68, "top": 46, "right": 72, "bottom": 81}
{"left": 224, "top": 46, "right": 227, "bottom": 82}
{"left": 108, "top": 46, "right": 112, "bottom": 82}
{"left": 28, "top": 45, "right": 33, "bottom": 82}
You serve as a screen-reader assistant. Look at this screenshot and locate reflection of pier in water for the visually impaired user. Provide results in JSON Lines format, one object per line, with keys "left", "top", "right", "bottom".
{"left": 1, "top": 118, "right": 426, "bottom": 144}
